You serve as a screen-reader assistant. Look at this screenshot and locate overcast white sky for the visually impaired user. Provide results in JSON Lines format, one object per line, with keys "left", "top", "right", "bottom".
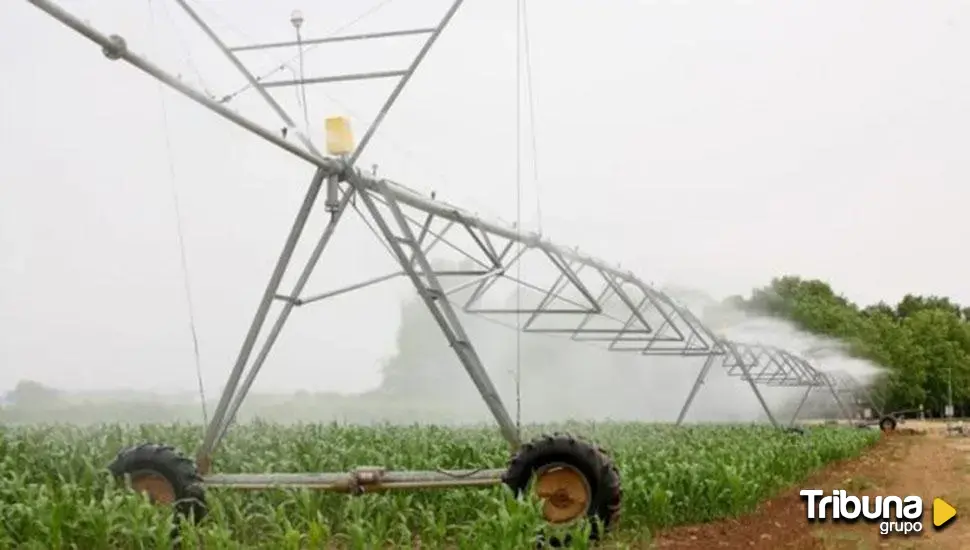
{"left": 2, "top": 0, "right": 969, "bottom": 396}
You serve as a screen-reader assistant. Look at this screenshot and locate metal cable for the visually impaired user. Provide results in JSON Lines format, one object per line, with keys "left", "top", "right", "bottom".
{"left": 434, "top": 467, "right": 485, "bottom": 478}
{"left": 350, "top": 197, "right": 399, "bottom": 261}
{"left": 520, "top": 0, "right": 543, "bottom": 235}
{"left": 448, "top": 299, "right": 609, "bottom": 354}
{"left": 192, "top": 0, "right": 455, "bottom": 200}
{"left": 149, "top": 0, "right": 208, "bottom": 426}
{"left": 211, "top": 0, "right": 400, "bottom": 104}
{"left": 295, "top": 27, "right": 311, "bottom": 135}
{"left": 514, "top": 0, "right": 524, "bottom": 435}
{"left": 157, "top": 0, "right": 215, "bottom": 99}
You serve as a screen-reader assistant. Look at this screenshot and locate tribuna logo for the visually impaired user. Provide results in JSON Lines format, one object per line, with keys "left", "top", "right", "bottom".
{"left": 800, "top": 489, "right": 924, "bottom": 535}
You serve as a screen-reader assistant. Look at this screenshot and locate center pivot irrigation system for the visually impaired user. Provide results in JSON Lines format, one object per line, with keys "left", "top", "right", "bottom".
{"left": 26, "top": 0, "right": 894, "bottom": 541}
{"left": 679, "top": 342, "right": 889, "bottom": 429}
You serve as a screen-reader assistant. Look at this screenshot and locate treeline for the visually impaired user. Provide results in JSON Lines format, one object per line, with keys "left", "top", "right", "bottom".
{"left": 0, "top": 379, "right": 474, "bottom": 426}
{"left": 730, "top": 276, "right": 970, "bottom": 416}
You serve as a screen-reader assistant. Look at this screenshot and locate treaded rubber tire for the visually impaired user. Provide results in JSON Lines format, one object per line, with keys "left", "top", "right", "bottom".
{"left": 879, "top": 416, "right": 897, "bottom": 433}
{"left": 786, "top": 426, "right": 808, "bottom": 436}
{"left": 502, "top": 433, "right": 621, "bottom": 547}
{"left": 108, "top": 443, "right": 207, "bottom": 522}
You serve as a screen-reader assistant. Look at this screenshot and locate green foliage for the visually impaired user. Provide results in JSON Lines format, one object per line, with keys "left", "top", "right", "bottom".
{"left": 734, "top": 275, "right": 970, "bottom": 415}
{"left": 6, "top": 381, "right": 61, "bottom": 407}
{"left": 0, "top": 421, "right": 878, "bottom": 548}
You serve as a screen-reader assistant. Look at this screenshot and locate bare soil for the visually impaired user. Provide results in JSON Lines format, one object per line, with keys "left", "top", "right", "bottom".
{"left": 636, "top": 426, "right": 970, "bottom": 549}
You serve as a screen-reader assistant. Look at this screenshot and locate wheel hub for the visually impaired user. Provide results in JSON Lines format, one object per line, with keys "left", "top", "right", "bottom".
{"left": 129, "top": 470, "right": 176, "bottom": 505}
{"left": 533, "top": 464, "right": 591, "bottom": 524}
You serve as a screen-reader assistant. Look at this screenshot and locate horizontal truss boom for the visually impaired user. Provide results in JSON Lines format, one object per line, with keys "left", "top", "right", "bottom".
{"left": 25, "top": 0, "right": 883, "bottom": 468}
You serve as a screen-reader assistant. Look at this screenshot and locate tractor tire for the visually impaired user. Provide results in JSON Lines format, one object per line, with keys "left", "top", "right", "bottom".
{"left": 108, "top": 443, "right": 207, "bottom": 523}
{"left": 879, "top": 415, "right": 898, "bottom": 433}
{"left": 786, "top": 426, "right": 808, "bottom": 436}
{"left": 502, "top": 433, "right": 621, "bottom": 547}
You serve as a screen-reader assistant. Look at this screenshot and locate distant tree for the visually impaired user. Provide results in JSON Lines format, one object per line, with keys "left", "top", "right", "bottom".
{"left": 8, "top": 380, "right": 61, "bottom": 406}
{"left": 895, "top": 294, "right": 962, "bottom": 320}
{"left": 734, "top": 276, "right": 970, "bottom": 416}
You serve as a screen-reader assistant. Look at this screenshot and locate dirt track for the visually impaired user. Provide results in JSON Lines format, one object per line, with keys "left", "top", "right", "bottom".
{"left": 643, "top": 426, "right": 970, "bottom": 549}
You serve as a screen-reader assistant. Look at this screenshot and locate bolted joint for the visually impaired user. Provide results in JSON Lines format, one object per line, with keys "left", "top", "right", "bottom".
{"left": 347, "top": 466, "right": 385, "bottom": 495}
{"left": 324, "top": 173, "right": 341, "bottom": 213}
{"left": 102, "top": 34, "right": 128, "bottom": 60}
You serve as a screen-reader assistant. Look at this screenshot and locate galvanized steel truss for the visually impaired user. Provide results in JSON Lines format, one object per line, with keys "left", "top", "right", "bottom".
{"left": 27, "top": 0, "right": 870, "bottom": 487}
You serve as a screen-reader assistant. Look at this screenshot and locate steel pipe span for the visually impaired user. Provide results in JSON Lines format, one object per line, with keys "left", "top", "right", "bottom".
{"left": 25, "top": 0, "right": 867, "bottom": 442}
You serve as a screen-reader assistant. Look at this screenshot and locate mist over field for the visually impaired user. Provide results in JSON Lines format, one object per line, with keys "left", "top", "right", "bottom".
{"left": 4, "top": 0, "right": 968, "bottom": 433}
{"left": 1, "top": 274, "right": 866, "bottom": 427}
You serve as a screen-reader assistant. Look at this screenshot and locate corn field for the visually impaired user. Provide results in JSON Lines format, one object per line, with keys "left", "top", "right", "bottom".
{"left": 0, "top": 421, "right": 880, "bottom": 549}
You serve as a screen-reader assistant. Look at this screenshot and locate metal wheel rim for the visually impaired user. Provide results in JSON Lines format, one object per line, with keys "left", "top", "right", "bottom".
{"left": 128, "top": 469, "right": 176, "bottom": 505}
{"left": 531, "top": 462, "right": 593, "bottom": 525}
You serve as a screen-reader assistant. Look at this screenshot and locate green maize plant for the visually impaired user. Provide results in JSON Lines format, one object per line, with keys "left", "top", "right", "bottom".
{"left": 0, "top": 422, "right": 879, "bottom": 548}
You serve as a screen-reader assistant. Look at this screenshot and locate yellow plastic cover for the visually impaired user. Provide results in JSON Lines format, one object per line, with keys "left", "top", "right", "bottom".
{"left": 325, "top": 116, "right": 355, "bottom": 155}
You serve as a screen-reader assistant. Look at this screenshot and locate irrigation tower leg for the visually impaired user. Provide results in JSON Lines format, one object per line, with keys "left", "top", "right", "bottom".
{"left": 860, "top": 386, "right": 885, "bottom": 418}
{"left": 213, "top": 186, "right": 356, "bottom": 446}
{"left": 822, "top": 377, "right": 854, "bottom": 423}
{"left": 354, "top": 182, "right": 521, "bottom": 450}
{"left": 196, "top": 169, "right": 326, "bottom": 471}
{"left": 789, "top": 386, "right": 813, "bottom": 427}
{"left": 676, "top": 353, "right": 717, "bottom": 425}
{"left": 727, "top": 345, "right": 780, "bottom": 427}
